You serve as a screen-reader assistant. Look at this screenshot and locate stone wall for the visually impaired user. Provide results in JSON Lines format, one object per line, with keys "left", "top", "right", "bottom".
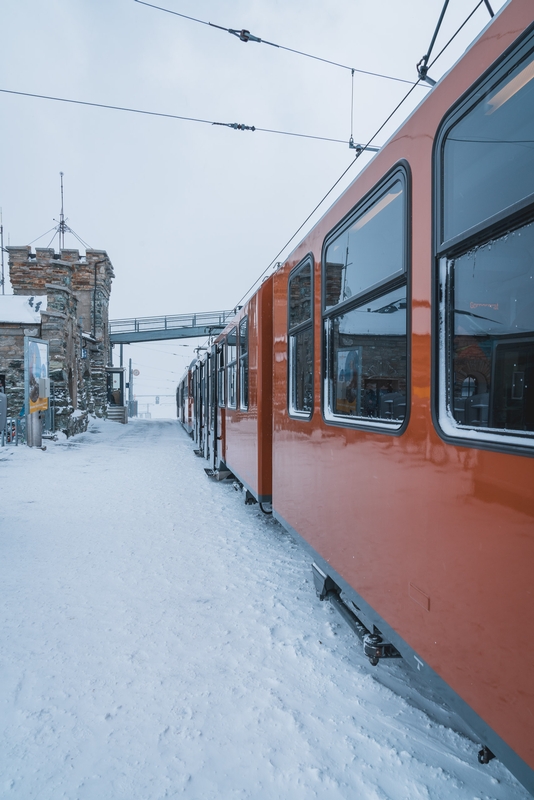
{"left": 2, "top": 246, "right": 114, "bottom": 437}
{"left": 0, "top": 320, "right": 40, "bottom": 421}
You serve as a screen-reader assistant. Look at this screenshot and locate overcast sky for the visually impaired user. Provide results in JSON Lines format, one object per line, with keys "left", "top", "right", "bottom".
{"left": 0, "top": 0, "right": 507, "bottom": 409}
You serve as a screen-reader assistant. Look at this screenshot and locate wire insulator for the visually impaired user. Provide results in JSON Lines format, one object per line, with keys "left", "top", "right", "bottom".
{"left": 228, "top": 28, "right": 262, "bottom": 43}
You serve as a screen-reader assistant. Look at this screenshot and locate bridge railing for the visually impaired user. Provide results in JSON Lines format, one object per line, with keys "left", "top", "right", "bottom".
{"left": 109, "top": 309, "right": 237, "bottom": 335}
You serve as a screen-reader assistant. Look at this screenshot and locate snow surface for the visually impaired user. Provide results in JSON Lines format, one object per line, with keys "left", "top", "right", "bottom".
{"left": 0, "top": 295, "right": 46, "bottom": 323}
{"left": 0, "top": 418, "right": 530, "bottom": 800}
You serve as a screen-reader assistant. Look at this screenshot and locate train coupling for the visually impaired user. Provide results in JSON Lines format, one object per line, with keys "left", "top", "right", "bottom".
{"left": 363, "top": 634, "right": 401, "bottom": 667}
{"left": 312, "top": 563, "right": 401, "bottom": 667}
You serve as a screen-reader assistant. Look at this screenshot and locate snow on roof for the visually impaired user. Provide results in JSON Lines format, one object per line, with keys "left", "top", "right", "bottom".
{"left": 0, "top": 295, "right": 47, "bottom": 323}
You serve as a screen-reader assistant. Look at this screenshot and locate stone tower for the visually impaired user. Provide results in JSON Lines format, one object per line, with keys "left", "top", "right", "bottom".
{"left": 6, "top": 246, "right": 114, "bottom": 436}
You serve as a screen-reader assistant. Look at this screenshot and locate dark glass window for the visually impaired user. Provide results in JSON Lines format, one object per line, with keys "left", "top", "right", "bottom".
{"left": 324, "top": 179, "right": 405, "bottom": 310}
{"left": 227, "top": 328, "right": 237, "bottom": 409}
{"left": 328, "top": 287, "right": 407, "bottom": 422}
{"left": 239, "top": 317, "right": 248, "bottom": 410}
{"left": 288, "top": 260, "right": 313, "bottom": 416}
{"left": 449, "top": 225, "right": 534, "bottom": 435}
{"left": 217, "top": 344, "right": 225, "bottom": 407}
{"left": 438, "top": 33, "right": 534, "bottom": 450}
{"left": 323, "top": 170, "right": 408, "bottom": 430}
{"left": 289, "top": 265, "right": 312, "bottom": 327}
{"left": 442, "top": 49, "right": 534, "bottom": 244}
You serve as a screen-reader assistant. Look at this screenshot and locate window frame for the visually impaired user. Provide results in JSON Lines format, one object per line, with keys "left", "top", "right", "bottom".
{"left": 435, "top": 25, "right": 534, "bottom": 258}
{"left": 239, "top": 316, "right": 249, "bottom": 411}
{"left": 217, "top": 341, "right": 226, "bottom": 408}
{"left": 287, "top": 254, "right": 314, "bottom": 420}
{"left": 433, "top": 26, "right": 534, "bottom": 457}
{"left": 321, "top": 162, "right": 411, "bottom": 435}
{"left": 226, "top": 327, "right": 238, "bottom": 410}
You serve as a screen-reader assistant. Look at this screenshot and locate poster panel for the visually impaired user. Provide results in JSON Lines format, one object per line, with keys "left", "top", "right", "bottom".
{"left": 25, "top": 337, "right": 49, "bottom": 414}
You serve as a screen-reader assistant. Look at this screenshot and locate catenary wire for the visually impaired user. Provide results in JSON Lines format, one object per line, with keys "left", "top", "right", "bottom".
{"left": 427, "top": 1, "right": 487, "bottom": 70}
{"left": 234, "top": 78, "right": 421, "bottom": 308}
{"left": 0, "top": 88, "right": 348, "bottom": 145}
{"left": 133, "top": 0, "right": 426, "bottom": 88}
{"left": 233, "top": 0, "right": 485, "bottom": 308}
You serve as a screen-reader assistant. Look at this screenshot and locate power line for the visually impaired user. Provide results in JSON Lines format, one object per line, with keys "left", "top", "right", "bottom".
{"left": 427, "top": 1, "right": 490, "bottom": 71}
{"left": 0, "top": 88, "right": 350, "bottom": 146}
{"left": 234, "top": 77, "right": 421, "bottom": 308}
{"left": 133, "top": 0, "right": 426, "bottom": 89}
{"left": 234, "top": 0, "right": 487, "bottom": 308}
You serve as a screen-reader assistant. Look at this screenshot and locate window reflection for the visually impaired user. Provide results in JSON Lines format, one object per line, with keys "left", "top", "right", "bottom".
{"left": 289, "top": 264, "right": 312, "bottom": 328}
{"left": 217, "top": 344, "right": 225, "bottom": 407}
{"left": 451, "top": 224, "right": 534, "bottom": 432}
{"left": 239, "top": 318, "right": 248, "bottom": 410}
{"left": 330, "top": 288, "right": 407, "bottom": 423}
{"left": 227, "top": 327, "right": 237, "bottom": 409}
{"left": 291, "top": 327, "right": 313, "bottom": 413}
{"left": 288, "top": 260, "right": 314, "bottom": 417}
{"left": 325, "top": 181, "right": 404, "bottom": 309}
{"left": 443, "top": 50, "right": 534, "bottom": 242}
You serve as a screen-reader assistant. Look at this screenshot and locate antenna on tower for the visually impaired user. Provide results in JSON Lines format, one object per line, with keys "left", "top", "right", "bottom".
{"left": 59, "top": 171, "right": 66, "bottom": 250}
{"left": 26, "top": 173, "right": 93, "bottom": 251}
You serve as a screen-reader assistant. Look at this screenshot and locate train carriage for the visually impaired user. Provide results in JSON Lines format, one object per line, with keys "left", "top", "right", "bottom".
{"left": 179, "top": 2, "right": 534, "bottom": 793}
{"left": 212, "top": 277, "right": 273, "bottom": 502}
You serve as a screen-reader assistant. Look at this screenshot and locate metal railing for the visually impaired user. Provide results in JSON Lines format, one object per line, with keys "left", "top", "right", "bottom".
{"left": 110, "top": 309, "right": 236, "bottom": 336}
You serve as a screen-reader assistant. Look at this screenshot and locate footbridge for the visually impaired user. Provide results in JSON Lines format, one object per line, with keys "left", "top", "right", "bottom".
{"left": 109, "top": 309, "right": 236, "bottom": 344}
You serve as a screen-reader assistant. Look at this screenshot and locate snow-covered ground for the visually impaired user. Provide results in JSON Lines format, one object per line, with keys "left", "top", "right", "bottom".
{"left": 0, "top": 418, "right": 530, "bottom": 800}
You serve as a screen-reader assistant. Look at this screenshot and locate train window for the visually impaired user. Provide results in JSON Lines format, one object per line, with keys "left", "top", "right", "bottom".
{"left": 288, "top": 258, "right": 313, "bottom": 417}
{"left": 324, "top": 177, "right": 405, "bottom": 311}
{"left": 437, "top": 34, "right": 534, "bottom": 451}
{"left": 323, "top": 168, "right": 408, "bottom": 431}
{"left": 439, "top": 225, "right": 534, "bottom": 445}
{"left": 441, "top": 48, "right": 534, "bottom": 247}
{"left": 217, "top": 343, "right": 225, "bottom": 407}
{"left": 239, "top": 317, "right": 249, "bottom": 410}
{"left": 227, "top": 327, "right": 237, "bottom": 409}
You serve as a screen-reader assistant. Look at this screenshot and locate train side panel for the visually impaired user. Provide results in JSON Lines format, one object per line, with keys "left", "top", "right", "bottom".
{"left": 219, "top": 276, "right": 273, "bottom": 502}
{"left": 272, "top": 2, "right": 534, "bottom": 792}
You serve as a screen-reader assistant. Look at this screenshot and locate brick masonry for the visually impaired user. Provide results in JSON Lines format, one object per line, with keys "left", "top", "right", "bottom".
{"left": 1, "top": 247, "right": 114, "bottom": 437}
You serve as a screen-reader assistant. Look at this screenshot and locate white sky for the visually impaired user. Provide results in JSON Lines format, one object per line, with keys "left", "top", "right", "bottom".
{"left": 0, "top": 0, "right": 507, "bottom": 407}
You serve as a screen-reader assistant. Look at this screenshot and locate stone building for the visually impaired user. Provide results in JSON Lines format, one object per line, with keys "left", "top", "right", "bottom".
{"left": 0, "top": 247, "right": 114, "bottom": 437}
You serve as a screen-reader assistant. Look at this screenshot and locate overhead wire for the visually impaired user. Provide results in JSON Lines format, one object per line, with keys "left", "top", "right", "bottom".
{"left": 233, "top": 0, "right": 492, "bottom": 308}
{"left": 0, "top": 88, "right": 348, "bottom": 146}
{"left": 427, "top": 1, "right": 490, "bottom": 70}
{"left": 133, "top": 0, "right": 426, "bottom": 89}
{"left": 234, "top": 77, "right": 422, "bottom": 308}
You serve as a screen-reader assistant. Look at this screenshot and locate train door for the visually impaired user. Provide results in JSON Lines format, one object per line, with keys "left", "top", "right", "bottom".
{"left": 208, "top": 344, "right": 218, "bottom": 468}
{"left": 199, "top": 359, "right": 206, "bottom": 453}
{"left": 194, "top": 363, "right": 201, "bottom": 447}
{"left": 204, "top": 353, "right": 211, "bottom": 460}
{"left": 216, "top": 339, "right": 226, "bottom": 470}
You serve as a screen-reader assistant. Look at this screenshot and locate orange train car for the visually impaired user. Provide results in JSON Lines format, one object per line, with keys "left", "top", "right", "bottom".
{"left": 214, "top": 276, "right": 273, "bottom": 503}
{"left": 179, "top": 2, "right": 534, "bottom": 793}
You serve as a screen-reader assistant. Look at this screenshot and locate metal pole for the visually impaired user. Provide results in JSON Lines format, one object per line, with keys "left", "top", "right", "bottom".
{"left": 0, "top": 208, "right": 4, "bottom": 295}
{"left": 128, "top": 358, "right": 133, "bottom": 416}
{"left": 120, "top": 343, "right": 123, "bottom": 368}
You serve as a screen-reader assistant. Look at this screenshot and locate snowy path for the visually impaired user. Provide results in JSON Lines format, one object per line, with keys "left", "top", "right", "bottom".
{"left": 0, "top": 418, "right": 529, "bottom": 800}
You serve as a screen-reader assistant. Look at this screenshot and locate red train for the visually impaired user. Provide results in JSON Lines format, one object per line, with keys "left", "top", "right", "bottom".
{"left": 178, "top": 2, "right": 534, "bottom": 793}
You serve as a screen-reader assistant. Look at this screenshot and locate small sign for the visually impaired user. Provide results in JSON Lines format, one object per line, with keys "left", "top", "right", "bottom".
{"left": 133, "top": 369, "right": 140, "bottom": 376}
